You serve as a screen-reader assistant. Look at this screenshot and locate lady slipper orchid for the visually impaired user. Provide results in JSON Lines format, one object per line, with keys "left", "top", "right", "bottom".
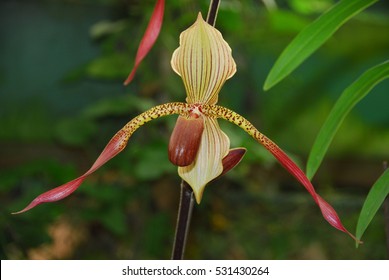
{"left": 14, "top": 12, "right": 359, "bottom": 244}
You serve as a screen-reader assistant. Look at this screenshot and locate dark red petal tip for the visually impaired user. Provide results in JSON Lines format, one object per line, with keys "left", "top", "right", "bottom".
{"left": 221, "top": 148, "right": 246, "bottom": 176}
{"left": 262, "top": 135, "right": 361, "bottom": 243}
{"left": 13, "top": 128, "right": 130, "bottom": 214}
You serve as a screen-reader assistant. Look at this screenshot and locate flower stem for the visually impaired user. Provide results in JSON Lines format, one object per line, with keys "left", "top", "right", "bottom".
{"left": 206, "top": 0, "right": 220, "bottom": 26}
{"left": 171, "top": 180, "right": 195, "bottom": 260}
{"left": 170, "top": 0, "right": 221, "bottom": 260}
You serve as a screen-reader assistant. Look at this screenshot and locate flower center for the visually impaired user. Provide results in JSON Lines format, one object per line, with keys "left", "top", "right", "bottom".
{"left": 189, "top": 103, "right": 203, "bottom": 118}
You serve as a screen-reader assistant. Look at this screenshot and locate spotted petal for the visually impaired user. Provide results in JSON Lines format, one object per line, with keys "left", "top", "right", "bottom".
{"left": 13, "top": 130, "right": 129, "bottom": 214}
{"left": 14, "top": 102, "right": 188, "bottom": 214}
{"left": 171, "top": 13, "right": 236, "bottom": 105}
{"left": 178, "top": 117, "right": 230, "bottom": 203}
{"left": 204, "top": 104, "right": 360, "bottom": 243}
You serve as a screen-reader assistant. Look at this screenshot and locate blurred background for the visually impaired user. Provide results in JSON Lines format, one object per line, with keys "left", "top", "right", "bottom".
{"left": 1, "top": 0, "right": 388, "bottom": 259}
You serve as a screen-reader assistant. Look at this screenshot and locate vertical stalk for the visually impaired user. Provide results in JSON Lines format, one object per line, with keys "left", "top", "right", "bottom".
{"left": 171, "top": 0, "right": 221, "bottom": 260}
{"left": 171, "top": 180, "right": 195, "bottom": 260}
{"left": 206, "top": 0, "right": 220, "bottom": 26}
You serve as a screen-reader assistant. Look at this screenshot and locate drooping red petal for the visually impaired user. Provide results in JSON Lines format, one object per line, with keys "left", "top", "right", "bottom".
{"left": 260, "top": 135, "right": 361, "bottom": 243}
{"left": 13, "top": 102, "right": 189, "bottom": 214}
{"left": 208, "top": 104, "right": 360, "bottom": 242}
{"left": 123, "top": 0, "right": 165, "bottom": 86}
{"left": 12, "top": 130, "right": 130, "bottom": 214}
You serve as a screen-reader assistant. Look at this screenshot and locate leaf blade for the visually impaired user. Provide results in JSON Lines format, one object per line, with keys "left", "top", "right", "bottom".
{"left": 306, "top": 60, "right": 389, "bottom": 179}
{"left": 356, "top": 169, "right": 389, "bottom": 246}
{"left": 263, "top": 0, "right": 378, "bottom": 90}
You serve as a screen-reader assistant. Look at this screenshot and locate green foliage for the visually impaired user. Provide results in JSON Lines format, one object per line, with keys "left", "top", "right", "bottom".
{"left": 82, "top": 95, "right": 156, "bottom": 119}
{"left": 289, "top": 0, "right": 334, "bottom": 15}
{"left": 55, "top": 117, "right": 98, "bottom": 147}
{"left": 306, "top": 61, "right": 389, "bottom": 179}
{"left": 356, "top": 169, "right": 389, "bottom": 245}
{"left": 86, "top": 53, "right": 130, "bottom": 81}
{"left": 133, "top": 144, "right": 176, "bottom": 180}
{"left": 0, "top": 105, "right": 55, "bottom": 142}
{"left": 264, "top": 0, "right": 378, "bottom": 90}
{"left": 264, "top": 0, "right": 388, "bottom": 246}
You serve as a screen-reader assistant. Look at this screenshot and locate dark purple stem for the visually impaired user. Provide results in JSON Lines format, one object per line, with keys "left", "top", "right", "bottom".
{"left": 171, "top": 180, "right": 194, "bottom": 260}
{"left": 206, "top": 0, "right": 220, "bottom": 26}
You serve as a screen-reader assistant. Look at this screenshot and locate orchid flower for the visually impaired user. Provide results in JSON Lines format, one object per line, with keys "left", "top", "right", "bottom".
{"left": 14, "top": 10, "right": 359, "bottom": 244}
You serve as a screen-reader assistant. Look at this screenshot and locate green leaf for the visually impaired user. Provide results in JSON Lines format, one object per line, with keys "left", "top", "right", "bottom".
{"left": 356, "top": 168, "right": 389, "bottom": 246}
{"left": 263, "top": 0, "right": 378, "bottom": 90}
{"left": 306, "top": 61, "right": 389, "bottom": 179}
{"left": 55, "top": 117, "right": 97, "bottom": 147}
{"left": 86, "top": 53, "right": 130, "bottom": 80}
{"left": 83, "top": 95, "right": 155, "bottom": 119}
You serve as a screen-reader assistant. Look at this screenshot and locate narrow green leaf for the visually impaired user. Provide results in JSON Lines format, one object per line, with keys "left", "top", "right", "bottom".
{"left": 263, "top": 0, "right": 378, "bottom": 90}
{"left": 306, "top": 61, "right": 389, "bottom": 180}
{"left": 356, "top": 169, "right": 389, "bottom": 246}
